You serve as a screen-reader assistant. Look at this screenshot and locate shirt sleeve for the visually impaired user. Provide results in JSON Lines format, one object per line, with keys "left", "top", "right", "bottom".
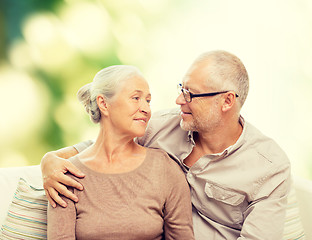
{"left": 238, "top": 162, "right": 291, "bottom": 240}
{"left": 47, "top": 189, "right": 76, "bottom": 240}
{"left": 73, "top": 140, "right": 94, "bottom": 153}
{"left": 163, "top": 155, "right": 195, "bottom": 240}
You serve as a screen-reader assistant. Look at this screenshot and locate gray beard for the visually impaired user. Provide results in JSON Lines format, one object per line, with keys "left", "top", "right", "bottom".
{"left": 180, "top": 119, "right": 198, "bottom": 132}
{"left": 180, "top": 111, "right": 221, "bottom": 133}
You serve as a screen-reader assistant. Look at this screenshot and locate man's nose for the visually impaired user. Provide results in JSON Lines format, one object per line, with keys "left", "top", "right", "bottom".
{"left": 176, "top": 92, "right": 186, "bottom": 105}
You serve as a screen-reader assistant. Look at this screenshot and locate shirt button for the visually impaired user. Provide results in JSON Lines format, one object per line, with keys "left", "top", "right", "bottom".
{"left": 187, "top": 173, "right": 194, "bottom": 185}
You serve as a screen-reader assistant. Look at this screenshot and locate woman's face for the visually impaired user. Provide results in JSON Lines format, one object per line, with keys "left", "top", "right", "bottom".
{"left": 105, "top": 75, "right": 151, "bottom": 138}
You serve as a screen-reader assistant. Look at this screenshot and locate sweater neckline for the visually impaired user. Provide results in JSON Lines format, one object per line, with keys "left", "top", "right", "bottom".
{"left": 70, "top": 148, "right": 152, "bottom": 177}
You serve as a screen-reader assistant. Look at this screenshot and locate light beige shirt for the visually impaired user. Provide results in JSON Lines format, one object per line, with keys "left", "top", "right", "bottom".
{"left": 75, "top": 108, "right": 291, "bottom": 240}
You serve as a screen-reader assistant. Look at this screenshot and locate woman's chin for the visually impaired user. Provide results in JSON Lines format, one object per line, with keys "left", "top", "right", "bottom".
{"left": 132, "top": 128, "right": 147, "bottom": 138}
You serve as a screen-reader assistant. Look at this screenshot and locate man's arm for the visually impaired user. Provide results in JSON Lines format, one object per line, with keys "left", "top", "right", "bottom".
{"left": 41, "top": 146, "right": 85, "bottom": 208}
{"left": 238, "top": 163, "right": 291, "bottom": 240}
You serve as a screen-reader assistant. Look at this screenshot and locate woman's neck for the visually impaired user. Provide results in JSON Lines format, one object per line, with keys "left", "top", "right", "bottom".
{"left": 77, "top": 124, "right": 146, "bottom": 173}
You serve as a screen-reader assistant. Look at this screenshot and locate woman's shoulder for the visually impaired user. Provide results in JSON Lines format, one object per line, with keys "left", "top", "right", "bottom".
{"left": 146, "top": 148, "right": 189, "bottom": 196}
{"left": 146, "top": 148, "right": 184, "bottom": 173}
{"left": 146, "top": 148, "right": 171, "bottom": 162}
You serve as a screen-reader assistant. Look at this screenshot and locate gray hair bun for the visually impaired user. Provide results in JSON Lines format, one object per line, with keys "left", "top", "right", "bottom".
{"left": 77, "top": 83, "right": 101, "bottom": 123}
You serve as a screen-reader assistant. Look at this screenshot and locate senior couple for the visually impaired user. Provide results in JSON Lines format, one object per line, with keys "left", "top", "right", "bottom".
{"left": 43, "top": 50, "right": 291, "bottom": 240}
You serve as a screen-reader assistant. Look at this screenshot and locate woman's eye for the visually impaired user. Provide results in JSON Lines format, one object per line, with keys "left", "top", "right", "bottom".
{"left": 146, "top": 99, "right": 151, "bottom": 104}
{"left": 133, "top": 97, "right": 140, "bottom": 101}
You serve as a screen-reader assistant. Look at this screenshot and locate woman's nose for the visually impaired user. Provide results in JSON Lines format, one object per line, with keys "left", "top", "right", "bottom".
{"left": 140, "top": 100, "right": 151, "bottom": 114}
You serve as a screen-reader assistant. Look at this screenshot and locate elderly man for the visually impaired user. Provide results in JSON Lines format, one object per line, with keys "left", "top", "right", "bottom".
{"left": 41, "top": 50, "right": 291, "bottom": 239}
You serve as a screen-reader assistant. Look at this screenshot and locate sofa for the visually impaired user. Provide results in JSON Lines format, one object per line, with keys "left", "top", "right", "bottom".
{"left": 0, "top": 165, "right": 311, "bottom": 239}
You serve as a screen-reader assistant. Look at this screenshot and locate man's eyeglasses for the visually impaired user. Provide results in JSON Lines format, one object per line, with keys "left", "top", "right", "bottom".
{"left": 177, "top": 83, "right": 239, "bottom": 103}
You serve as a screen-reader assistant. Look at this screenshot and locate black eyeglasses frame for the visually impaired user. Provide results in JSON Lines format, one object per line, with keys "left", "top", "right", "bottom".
{"left": 178, "top": 83, "right": 239, "bottom": 103}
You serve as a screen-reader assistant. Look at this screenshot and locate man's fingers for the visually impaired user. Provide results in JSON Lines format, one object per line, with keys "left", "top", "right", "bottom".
{"left": 47, "top": 187, "right": 67, "bottom": 208}
{"left": 65, "top": 163, "right": 85, "bottom": 179}
{"left": 41, "top": 151, "right": 84, "bottom": 207}
{"left": 45, "top": 189, "right": 56, "bottom": 208}
{"left": 44, "top": 173, "right": 80, "bottom": 205}
{"left": 57, "top": 172, "right": 84, "bottom": 191}
{"left": 54, "top": 182, "right": 79, "bottom": 203}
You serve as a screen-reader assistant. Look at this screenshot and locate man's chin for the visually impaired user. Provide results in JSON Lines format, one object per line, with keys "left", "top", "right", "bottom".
{"left": 180, "top": 119, "right": 196, "bottom": 131}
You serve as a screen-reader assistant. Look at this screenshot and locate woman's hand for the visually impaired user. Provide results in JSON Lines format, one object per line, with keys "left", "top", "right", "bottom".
{"left": 41, "top": 147, "right": 85, "bottom": 208}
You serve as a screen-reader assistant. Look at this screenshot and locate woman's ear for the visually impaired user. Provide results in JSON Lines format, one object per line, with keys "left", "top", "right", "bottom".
{"left": 221, "top": 92, "right": 236, "bottom": 112}
{"left": 97, "top": 95, "right": 109, "bottom": 117}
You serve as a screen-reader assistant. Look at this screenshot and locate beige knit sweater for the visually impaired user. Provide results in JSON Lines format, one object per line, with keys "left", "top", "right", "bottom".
{"left": 47, "top": 148, "right": 194, "bottom": 240}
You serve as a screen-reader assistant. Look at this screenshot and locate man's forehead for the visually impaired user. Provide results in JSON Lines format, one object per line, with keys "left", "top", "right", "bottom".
{"left": 182, "top": 66, "right": 211, "bottom": 90}
{"left": 182, "top": 78, "right": 209, "bottom": 93}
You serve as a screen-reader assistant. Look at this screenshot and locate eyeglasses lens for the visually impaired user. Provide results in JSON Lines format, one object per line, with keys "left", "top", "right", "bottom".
{"left": 182, "top": 89, "right": 191, "bottom": 102}
{"left": 178, "top": 84, "right": 191, "bottom": 102}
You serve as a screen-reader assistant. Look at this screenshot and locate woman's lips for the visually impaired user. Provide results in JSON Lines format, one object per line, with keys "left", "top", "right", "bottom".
{"left": 134, "top": 117, "right": 148, "bottom": 123}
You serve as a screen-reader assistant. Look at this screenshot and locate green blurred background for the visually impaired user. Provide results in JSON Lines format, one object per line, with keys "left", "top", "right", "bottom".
{"left": 0, "top": 0, "right": 311, "bottom": 179}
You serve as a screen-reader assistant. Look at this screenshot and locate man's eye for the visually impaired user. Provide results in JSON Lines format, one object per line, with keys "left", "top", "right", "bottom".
{"left": 133, "top": 97, "right": 140, "bottom": 101}
{"left": 146, "top": 99, "right": 151, "bottom": 104}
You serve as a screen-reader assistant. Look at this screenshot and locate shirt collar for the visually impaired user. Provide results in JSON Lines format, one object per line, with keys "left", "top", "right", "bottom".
{"left": 221, "top": 115, "right": 246, "bottom": 157}
{"left": 187, "top": 131, "right": 196, "bottom": 145}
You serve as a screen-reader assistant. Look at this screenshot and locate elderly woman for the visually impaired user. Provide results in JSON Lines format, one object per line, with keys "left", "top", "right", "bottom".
{"left": 47, "top": 65, "right": 194, "bottom": 240}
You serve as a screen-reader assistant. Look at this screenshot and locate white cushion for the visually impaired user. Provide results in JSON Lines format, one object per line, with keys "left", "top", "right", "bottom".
{"left": 293, "top": 176, "right": 312, "bottom": 240}
{"left": 0, "top": 165, "right": 42, "bottom": 226}
{"left": 283, "top": 184, "right": 305, "bottom": 240}
{"left": 0, "top": 178, "right": 47, "bottom": 239}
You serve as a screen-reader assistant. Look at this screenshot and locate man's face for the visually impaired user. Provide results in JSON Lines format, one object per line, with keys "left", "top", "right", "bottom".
{"left": 176, "top": 60, "right": 222, "bottom": 133}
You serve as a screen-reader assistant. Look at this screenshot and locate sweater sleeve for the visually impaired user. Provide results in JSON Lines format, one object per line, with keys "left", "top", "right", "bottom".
{"left": 47, "top": 188, "right": 76, "bottom": 239}
{"left": 73, "top": 140, "right": 94, "bottom": 153}
{"left": 162, "top": 154, "right": 195, "bottom": 240}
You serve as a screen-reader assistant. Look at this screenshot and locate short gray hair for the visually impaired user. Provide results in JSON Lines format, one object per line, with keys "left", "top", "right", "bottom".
{"left": 194, "top": 50, "right": 249, "bottom": 107}
{"left": 77, "top": 65, "right": 143, "bottom": 123}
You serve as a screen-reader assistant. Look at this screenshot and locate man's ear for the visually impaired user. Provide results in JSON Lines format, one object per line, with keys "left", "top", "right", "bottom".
{"left": 221, "top": 92, "right": 236, "bottom": 112}
{"left": 97, "top": 95, "right": 109, "bottom": 117}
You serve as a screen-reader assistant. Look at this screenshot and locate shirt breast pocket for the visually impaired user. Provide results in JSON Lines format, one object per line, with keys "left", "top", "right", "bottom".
{"left": 204, "top": 182, "right": 246, "bottom": 224}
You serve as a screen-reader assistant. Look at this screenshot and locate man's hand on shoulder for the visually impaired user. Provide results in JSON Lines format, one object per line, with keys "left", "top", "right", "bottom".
{"left": 41, "top": 146, "right": 85, "bottom": 208}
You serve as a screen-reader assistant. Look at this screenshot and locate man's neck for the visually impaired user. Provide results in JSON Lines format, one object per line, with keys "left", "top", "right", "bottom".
{"left": 183, "top": 118, "right": 243, "bottom": 167}
{"left": 197, "top": 119, "right": 242, "bottom": 155}
{"left": 199, "top": 116, "right": 243, "bottom": 155}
